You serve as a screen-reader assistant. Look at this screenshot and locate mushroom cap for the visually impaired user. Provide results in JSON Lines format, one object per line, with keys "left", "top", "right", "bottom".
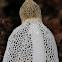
{"left": 19, "top": 0, "right": 42, "bottom": 22}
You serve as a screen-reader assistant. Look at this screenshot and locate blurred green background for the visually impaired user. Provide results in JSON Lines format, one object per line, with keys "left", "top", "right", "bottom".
{"left": 0, "top": 0, "right": 62, "bottom": 62}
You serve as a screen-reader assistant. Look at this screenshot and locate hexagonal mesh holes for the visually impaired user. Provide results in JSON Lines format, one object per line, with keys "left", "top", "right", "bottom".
{"left": 3, "top": 21, "right": 59, "bottom": 62}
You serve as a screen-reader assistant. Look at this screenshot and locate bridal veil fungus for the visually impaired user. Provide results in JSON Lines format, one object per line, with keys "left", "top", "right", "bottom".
{"left": 3, "top": 0, "right": 59, "bottom": 62}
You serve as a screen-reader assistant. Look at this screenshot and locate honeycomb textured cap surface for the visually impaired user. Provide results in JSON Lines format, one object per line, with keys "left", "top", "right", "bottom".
{"left": 19, "top": 0, "right": 42, "bottom": 21}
